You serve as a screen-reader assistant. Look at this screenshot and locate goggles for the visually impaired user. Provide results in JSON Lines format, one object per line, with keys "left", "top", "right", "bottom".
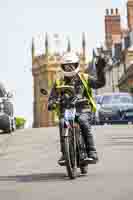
{"left": 61, "top": 63, "right": 79, "bottom": 72}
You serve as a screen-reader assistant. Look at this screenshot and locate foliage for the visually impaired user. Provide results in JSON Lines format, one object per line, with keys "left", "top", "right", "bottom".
{"left": 129, "top": 86, "right": 133, "bottom": 94}
{"left": 15, "top": 117, "right": 26, "bottom": 129}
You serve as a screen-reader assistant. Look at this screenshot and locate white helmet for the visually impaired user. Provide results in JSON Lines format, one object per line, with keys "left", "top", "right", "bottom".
{"left": 60, "top": 52, "right": 80, "bottom": 77}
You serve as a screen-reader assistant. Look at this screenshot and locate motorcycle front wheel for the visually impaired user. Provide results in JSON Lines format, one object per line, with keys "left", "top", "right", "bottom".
{"left": 80, "top": 166, "right": 88, "bottom": 174}
{"left": 64, "top": 127, "right": 77, "bottom": 179}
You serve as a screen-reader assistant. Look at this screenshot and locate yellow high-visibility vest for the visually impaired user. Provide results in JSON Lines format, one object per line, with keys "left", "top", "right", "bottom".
{"left": 78, "top": 73, "right": 96, "bottom": 112}
{"left": 54, "top": 72, "right": 97, "bottom": 116}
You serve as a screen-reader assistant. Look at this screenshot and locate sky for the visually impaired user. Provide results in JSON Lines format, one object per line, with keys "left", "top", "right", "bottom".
{"left": 0, "top": 0, "right": 127, "bottom": 127}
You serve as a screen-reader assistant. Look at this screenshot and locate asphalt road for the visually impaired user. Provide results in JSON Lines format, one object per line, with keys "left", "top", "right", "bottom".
{"left": 0, "top": 125, "right": 133, "bottom": 200}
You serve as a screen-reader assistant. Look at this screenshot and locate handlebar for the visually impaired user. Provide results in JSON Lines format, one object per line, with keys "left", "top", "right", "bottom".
{"left": 71, "top": 98, "right": 88, "bottom": 107}
{"left": 54, "top": 97, "right": 88, "bottom": 107}
{"left": 74, "top": 98, "right": 88, "bottom": 104}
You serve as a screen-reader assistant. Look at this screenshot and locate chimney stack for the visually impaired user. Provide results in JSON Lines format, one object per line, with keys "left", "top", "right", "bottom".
{"left": 116, "top": 8, "right": 119, "bottom": 15}
{"left": 111, "top": 8, "right": 114, "bottom": 15}
{"left": 105, "top": 7, "right": 121, "bottom": 49}
{"left": 106, "top": 9, "right": 109, "bottom": 16}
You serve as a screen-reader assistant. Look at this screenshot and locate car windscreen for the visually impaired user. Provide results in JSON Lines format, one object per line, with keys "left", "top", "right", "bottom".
{"left": 102, "top": 95, "right": 112, "bottom": 104}
{"left": 102, "top": 94, "right": 133, "bottom": 105}
{"left": 95, "top": 95, "right": 101, "bottom": 104}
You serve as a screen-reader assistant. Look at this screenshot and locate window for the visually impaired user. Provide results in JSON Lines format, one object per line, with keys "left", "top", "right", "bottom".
{"left": 102, "top": 95, "right": 112, "bottom": 104}
{"left": 119, "top": 96, "right": 133, "bottom": 104}
{"left": 102, "top": 94, "right": 133, "bottom": 104}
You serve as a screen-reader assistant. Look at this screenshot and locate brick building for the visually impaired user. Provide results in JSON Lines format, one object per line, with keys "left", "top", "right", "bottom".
{"left": 105, "top": 8, "right": 121, "bottom": 50}
{"left": 99, "top": 8, "right": 123, "bottom": 94}
{"left": 100, "top": 1, "right": 133, "bottom": 94}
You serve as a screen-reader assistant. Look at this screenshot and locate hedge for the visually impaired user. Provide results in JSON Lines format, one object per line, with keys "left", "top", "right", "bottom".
{"left": 15, "top": 117, "right": 26, "bottom": 129}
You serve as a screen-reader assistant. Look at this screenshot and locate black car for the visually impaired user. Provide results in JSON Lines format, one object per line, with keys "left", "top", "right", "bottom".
{"left": 0, "top": 82, "right": 16, "bottom": 133}
{"left": 98, "top": 92, "right": 133, "bottom": 124}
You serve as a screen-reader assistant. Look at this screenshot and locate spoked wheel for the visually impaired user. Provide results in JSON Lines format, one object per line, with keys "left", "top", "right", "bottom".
{"left": 64, "top": 127, "right": 77, "bottom": 179}
{"left": 80, "top": 165, "right": 88, "bottom": 175}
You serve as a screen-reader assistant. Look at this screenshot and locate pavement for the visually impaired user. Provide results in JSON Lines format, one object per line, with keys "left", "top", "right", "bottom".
{"left": 0, "top": 125, "right": 133, "bottom": 200}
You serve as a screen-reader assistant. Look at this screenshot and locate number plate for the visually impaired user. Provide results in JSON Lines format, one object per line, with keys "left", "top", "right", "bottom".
{"left": 64, "top": 109, "right": 76, "bottom": 121}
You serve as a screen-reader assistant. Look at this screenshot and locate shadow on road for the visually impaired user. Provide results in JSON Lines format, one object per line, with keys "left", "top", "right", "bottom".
{"left": 0, "top": 131, "right": 10, "bottom": 135}
{"left": 0, "top": 171, "right": 86, "bottom": 183}
{"left": 0, "top": 172, "right": 71, "bottom": 183}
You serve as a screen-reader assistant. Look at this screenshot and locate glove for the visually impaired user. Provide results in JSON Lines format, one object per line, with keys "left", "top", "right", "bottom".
{"left": 96, "top": 56, "right": 106, "bottom": 72}
{"left": 48, "top": 101, "right": 57, "bottom": 111}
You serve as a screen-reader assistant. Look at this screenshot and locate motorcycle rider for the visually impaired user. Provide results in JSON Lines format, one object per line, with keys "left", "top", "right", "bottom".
{"left": 48, "top": 51, "right": 106, "bottom": 165}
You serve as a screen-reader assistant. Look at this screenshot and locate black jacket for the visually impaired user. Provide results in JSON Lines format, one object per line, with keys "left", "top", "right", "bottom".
{"left": 48, "top": 57, "right": 106, "bottom": 110}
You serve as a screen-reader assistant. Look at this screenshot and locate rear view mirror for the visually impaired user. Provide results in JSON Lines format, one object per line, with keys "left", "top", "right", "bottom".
{"left": 40, "top": 88, "right": 48, "bottom": 96}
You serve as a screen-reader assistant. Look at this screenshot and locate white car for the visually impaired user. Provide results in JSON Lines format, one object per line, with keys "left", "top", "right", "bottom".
{"left": 0, "top": 82, "right": 16, "bottom": 133}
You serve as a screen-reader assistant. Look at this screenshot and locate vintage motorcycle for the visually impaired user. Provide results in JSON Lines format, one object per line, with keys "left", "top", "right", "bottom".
{"left": 40, "top": 86, "right": 88, "bottom": 179}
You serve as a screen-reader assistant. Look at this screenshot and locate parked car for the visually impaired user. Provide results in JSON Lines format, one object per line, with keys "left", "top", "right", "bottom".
{"left": 98, "top": 92, "right": 133, "bottom": 124}
{"left": 0, "top": 82, "right": 16, "bottom": 133}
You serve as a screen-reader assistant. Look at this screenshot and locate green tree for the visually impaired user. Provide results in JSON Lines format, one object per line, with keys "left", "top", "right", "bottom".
{"left": 15, "top": 117, "right": 26, "bottom": 129}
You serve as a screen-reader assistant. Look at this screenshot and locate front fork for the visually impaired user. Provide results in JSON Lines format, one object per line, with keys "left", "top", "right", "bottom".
{"left": 70, "top": 122, "right": 87, "bottom": 166}
{"left": 59, "top": 119, "right": 86, "bottom": 164}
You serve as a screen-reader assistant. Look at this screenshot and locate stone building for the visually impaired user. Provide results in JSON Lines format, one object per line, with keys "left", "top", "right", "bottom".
{"left": 99, "top": 8, "right": 123, "bottom": 94}
{"left": 32, "top": 33, "right": 88, "bottom": 127}
{"left": 118, "top": 45, "right": 133, "bottom": 91}
{"left": 118, "top": 0, "right": 133, "bottom": 92}
{"left": 127, "top": 0, "right": 133, "bottom": 31}
{"left": 100, "top": 1, "right": 133, "bottom": 94}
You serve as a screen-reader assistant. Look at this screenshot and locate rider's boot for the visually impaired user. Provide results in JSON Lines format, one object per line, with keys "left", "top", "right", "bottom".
{"left": 58, "top": 121, "right": 66, "bottom": 166}
{"left": 84, "top": 151, "right": 99, "bottom": 164}
{"left": 58, "top": 153, "right": 66, "bottom": 166}
{"left": 79, "top": 112, "right": 99, "bottom": 165}
{"left": 58, "top": 132, "right": 66, "bottom": 166}
{"left": 84, "top": 133, "right": 99, "bottom": 164}
{"left": 82, "top": 132, "right": 99, "bottom": 164}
